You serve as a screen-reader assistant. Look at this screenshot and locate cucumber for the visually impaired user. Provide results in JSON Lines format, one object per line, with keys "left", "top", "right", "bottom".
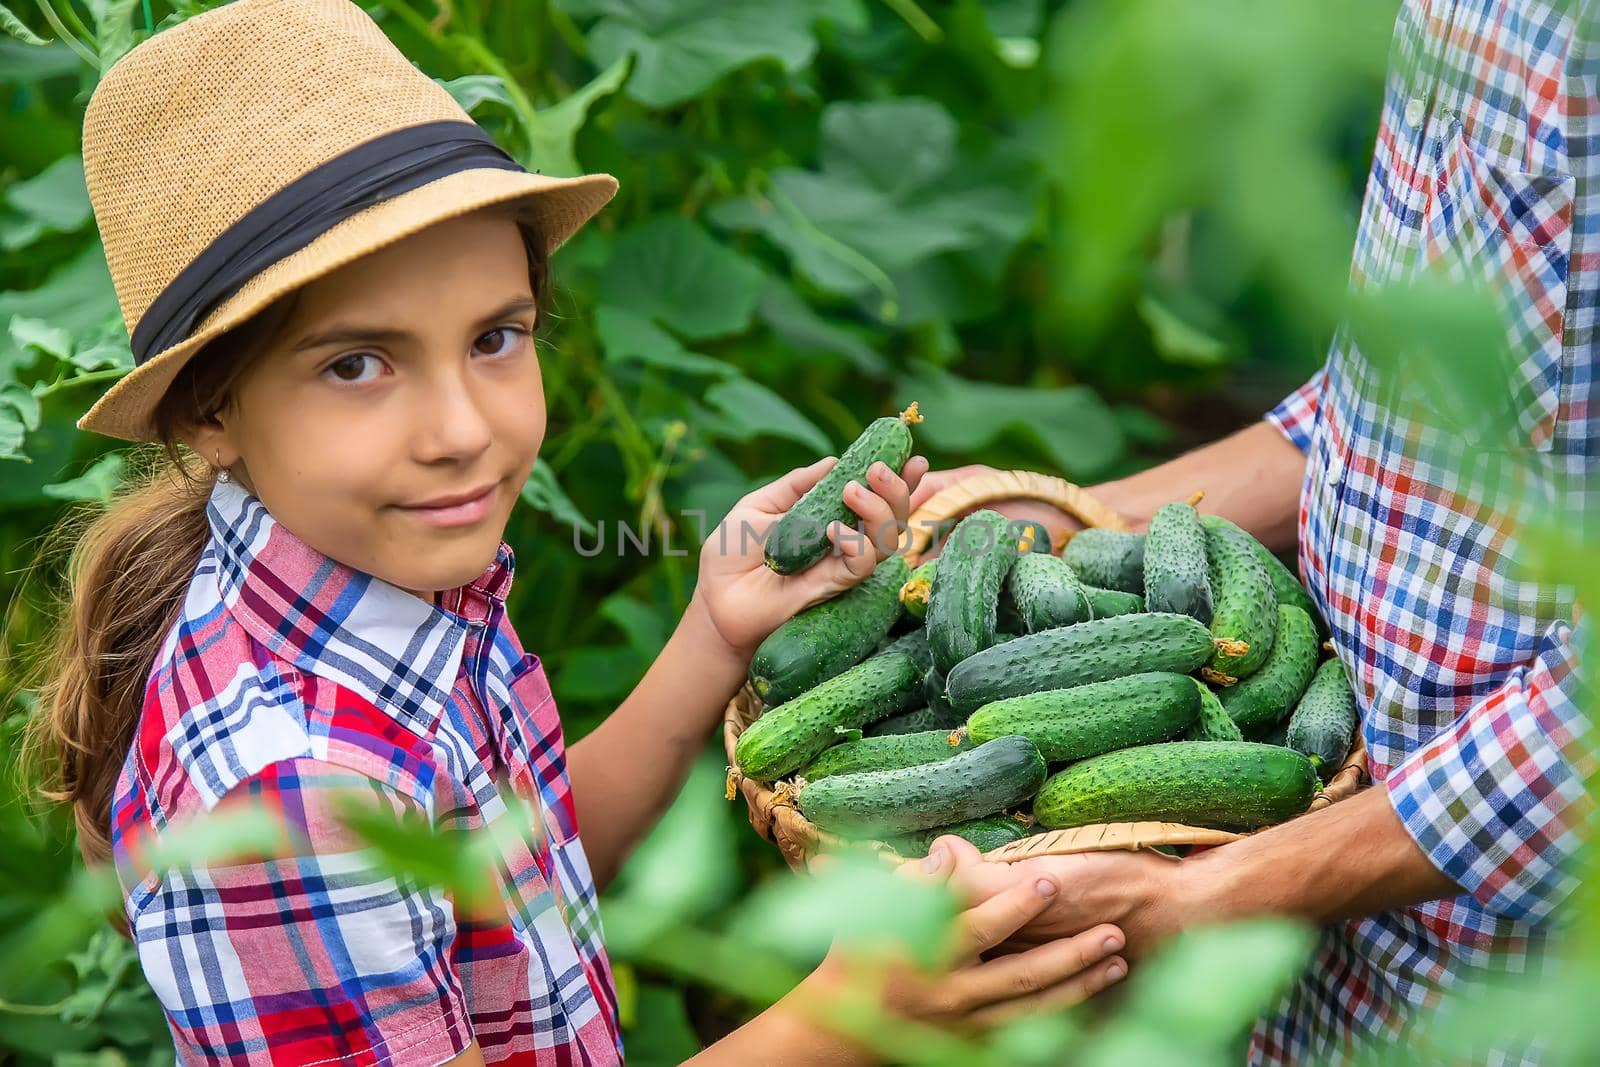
{"left": 1286, "top": 658, "right": 1360, "bottom": 780}
{"left": 765, "top": 403, "right": 922, "bottom": 575}
{"left": 1004, "top": 553, "right": 1093, "bottom": 633}
{"left": 750, "top": 555, "right": 910, "bottom": 704}
{"left": 1143, "top": 501, "right": 1213, "bottom": 623}
{"left": 1260, "top": 721, "right": 1290, "bottom": 747}
{"left": 734, "top": 651, "right": 924, "bottom": 781}
{"left": 1200, "top": 516, "right": 1277, "bottom": 680}
{"left": 1183, "top": 679, "right": 1244, "bottom": 742}
{"left": 797, "top": 735, "right": 1047, "bottom": 836}
{"left": 800, "top": 729, "right": 974, "bottom": 781}
{"left": 925, "top": 510, "right": 1024, "bottom": 674}
{"left": 873, "top": 626, "right": 934, "bottom": 673}
{"left": 1085, "top": 586, "right": 1144, "bottom": 618}
{"left": 1033, "top": 741, "right": 1318, "bottom": 831}
{"left": 1240, "top": 538, "right": 1328, "bottom": 640}
{"left": 866, "top": 699, "right": 965, "bottom": 737}
{"left": 891, "top": 813, "right": 1032, "bottom": 856}
{"left": 945, "top": 613, "right": 1215, "bottom": 715}
{"left": 1061, "top": 529, "right": 1145, "bottom": 594}
{"left": 1218, "top": 605, "right": 1318, "bottom": 732}
{"left": 964, "top": 672, "right": 1200, "bottom": 762}
{"left": 899, "top": 558, "right": 937, "bottom": 620}
{"left": 1009, "top": 519, "right": 1054, "bottom": 554}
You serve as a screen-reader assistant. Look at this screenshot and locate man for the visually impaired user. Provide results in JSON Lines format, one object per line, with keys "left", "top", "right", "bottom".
{"left": 911, "top": 1, "right": 1594, "bottom": 1061}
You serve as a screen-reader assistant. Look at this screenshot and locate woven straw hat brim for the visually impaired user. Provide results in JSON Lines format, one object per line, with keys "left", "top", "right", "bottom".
{"left": 79, "top": 166, "right": 617, "bottom": 442}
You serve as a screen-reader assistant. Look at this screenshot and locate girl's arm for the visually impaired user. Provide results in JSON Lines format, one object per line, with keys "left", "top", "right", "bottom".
{"left": 567, "top": 455, "right": 925, "bottom": 889}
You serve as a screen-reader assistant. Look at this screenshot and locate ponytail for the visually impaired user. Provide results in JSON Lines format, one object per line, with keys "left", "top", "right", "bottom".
{"left": 30, "top": 457, "right": 216, "bottom": 865}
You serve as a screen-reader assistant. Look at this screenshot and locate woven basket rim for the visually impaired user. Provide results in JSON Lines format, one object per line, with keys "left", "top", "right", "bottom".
{"left": 724, "top": 468, "right": 1367, "bottom": 872}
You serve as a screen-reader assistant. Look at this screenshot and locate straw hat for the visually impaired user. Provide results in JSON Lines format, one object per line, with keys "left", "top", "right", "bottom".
{"left": 78, "top": 0, "right": 618, "bottom": 441}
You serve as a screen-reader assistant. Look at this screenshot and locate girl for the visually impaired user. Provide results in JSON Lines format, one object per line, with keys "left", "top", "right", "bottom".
{"left": 32, "top": 0, "right": 1127, "bottom": 1062}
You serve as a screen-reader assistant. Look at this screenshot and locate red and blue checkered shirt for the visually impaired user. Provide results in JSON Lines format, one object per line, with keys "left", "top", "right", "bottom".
{"left": 111, "top": 480, "right": 622, "bottom": 1065}
{"left": 1253, "top": 1, "right": 1595, "bottom": 1062}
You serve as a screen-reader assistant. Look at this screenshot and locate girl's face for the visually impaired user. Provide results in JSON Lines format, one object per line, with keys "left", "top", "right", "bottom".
{"left": 189, "top": 211, "right": 546, "bottom": 595}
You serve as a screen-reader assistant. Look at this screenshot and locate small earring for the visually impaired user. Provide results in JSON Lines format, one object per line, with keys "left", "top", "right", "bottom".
{"left": 215, "top": 452, "right": 230, "bottom": 483}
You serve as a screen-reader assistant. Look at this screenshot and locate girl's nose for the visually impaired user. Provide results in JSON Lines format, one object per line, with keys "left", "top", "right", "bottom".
{"left": 411, "top": 366, "right": 494, "bottom": 463}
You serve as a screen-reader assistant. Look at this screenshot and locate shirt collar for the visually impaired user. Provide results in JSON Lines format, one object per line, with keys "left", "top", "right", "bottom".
{"left": 205, "top": 479, "right": 517, "bottom": 734}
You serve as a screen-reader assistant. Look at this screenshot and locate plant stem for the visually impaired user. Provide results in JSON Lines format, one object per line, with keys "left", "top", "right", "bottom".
{"left": 54, "top": 0, "right": 94, "bottom": 48}
{"left": 33, "top": 0, "right": 99, "bottom": 66}
{"left": 877, "top": 0, "right": 942, "bottom": 43}
{"left": 32, "top": 367, "right": 126, "bottom": 399}
{"left": 767, "top": 184, "right": 899, "bottom": 316}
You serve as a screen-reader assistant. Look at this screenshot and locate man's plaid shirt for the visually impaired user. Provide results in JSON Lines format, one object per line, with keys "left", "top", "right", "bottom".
{"left": 1254, "top": 1, "right": 1595, "bottom": 1062}
{"left": 111, "top": 480, "right": 622, "bottom": 1065}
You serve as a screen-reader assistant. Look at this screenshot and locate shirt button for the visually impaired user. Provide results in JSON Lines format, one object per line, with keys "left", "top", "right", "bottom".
{"left": 1404, "top": 96, "right": 1426, "bottom": 127}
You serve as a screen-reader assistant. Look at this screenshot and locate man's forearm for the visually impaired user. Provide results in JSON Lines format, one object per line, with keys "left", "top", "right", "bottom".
{"left": 1095, "top": 421, "right": 1308, "bottom": 552}
{"left": 1177, "top": 785, "right": 1460, "bottom": 928}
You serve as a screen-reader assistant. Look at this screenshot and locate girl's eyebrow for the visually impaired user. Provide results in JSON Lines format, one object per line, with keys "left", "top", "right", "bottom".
{"left": 291, "top": 296, "right": 538, "bottom": 351}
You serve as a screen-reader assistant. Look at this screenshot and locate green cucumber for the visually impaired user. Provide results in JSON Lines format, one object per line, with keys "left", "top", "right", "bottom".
{"left": 899, "top": 558, "right": 937, "bottom": 620}
{"left": 764, "top": 404, "right": 922, "bottom": 575}
{"left": 1004, "top": 553, "right": 1093, "bottom": 633}
{"left": 964, "top": 672, "right": 1200, "bottom": 762}
{"left": 1286, "top": 658, "right": 1360, "bottom": 780}
{"left": 1218, "top": 605, "right": 1318, "bottom": 732}
{"left": 800, "top": 729, "right": 974, "bottom": 781}
{"left": 873, "top": 626, "right": 934, "bottom": 674}
{"left": 1200, "top": 516, "right": 1278, "bottom": 680}
{"left": 734, "top": 652, "right": 923, "bottom": 780}
{"left": 1085, "top": 586, "right": 1144, "bottom": 619}
{"left": 925, "top": 510, "right": 1024, "bottom": 674}
{"left": 1242, "top": 539, "right": 1328, "bottom": 640}
{"left": 797, "top": 735, "right": 1047, "bottom": 836}
{"left": 1061, "top": 529, "right": 1145, "bottom": 594}
{"left": 751, "top": 555, "right": 910, "bottom": 704}
{"left": 866, "top": 698, "right": 965, "bottom": 737}
{"left": 1010, "top": 519, "right": 1054, "bottom": 554}
{"left": 1184, "top": 679, "right": 1244, "bottom": 742}
{"left": 1143, "top": 501, "right": 1213, "bottom": 623}
{"left": 945, "top": 613, "right": 1215, "bottom": 715}
{"left": 1033, "top": 741, "right": 1318, "bottom": 831}
{"left": 891, "top": 813, "right": 1032, "bottom": 856}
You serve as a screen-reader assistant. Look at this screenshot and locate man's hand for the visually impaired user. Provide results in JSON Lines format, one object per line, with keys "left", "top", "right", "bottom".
{"left": 908, "top": 463, "right": 1098, "bottom": 553}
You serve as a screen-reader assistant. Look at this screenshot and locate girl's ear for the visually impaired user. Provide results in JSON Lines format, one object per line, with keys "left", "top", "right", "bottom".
{"left": 180, "top": 414, "right": 240, "bottom": 474}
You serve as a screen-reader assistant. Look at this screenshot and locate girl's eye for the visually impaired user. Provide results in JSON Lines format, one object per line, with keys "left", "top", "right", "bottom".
{"left": 324, "top": 352, "right": 385, "bottom": 383}
{"left": 473, "top": 325, "right": 529, "bottom": 358}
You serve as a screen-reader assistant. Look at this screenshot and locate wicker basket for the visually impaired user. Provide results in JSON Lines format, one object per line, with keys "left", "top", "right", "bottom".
{"left": 723, "top": 469, "right": 1368, "bottom": 871}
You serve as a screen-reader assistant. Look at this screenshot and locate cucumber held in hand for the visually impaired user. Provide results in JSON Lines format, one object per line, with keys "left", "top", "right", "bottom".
{"left": 1004, "top": 553, "right": 1093, "bottom": 633}
{"left": 963, "top": 672, "right": 1200, "bottom": 762}
{"left": 797, "top": 735, "right": 1047, "bottom": 836}
{"left": 898, "top": 557, "right": 937, "bottom": 619}
{"left": 1183, "top": 678, "right": 1244, "bottom": 742}
{"left": 765, "top": 403, "right": 922, "bottom": 575}
{"left": 1084, "top": 585, "right": 1144, "bottom": 618}
{"left": 1218, "top": 605, "right": 1318, "bottom": 733}
{"left": 1143, "top": 501, "right": 1213, "bottom": 623}
{"left": 1286, "top": 657, "right": 1360, "bottom": 779}
{"left": 945, "top": 612, "right": 1215, "bottom": 715}
{"left": 1200, "top": 516, "right": 1278, "bottom": 682}
{"left": 1033, "top": 741, "right": 1318, "bottom": 831}
{"left": 890, "top": 813, "right": 1032, "bottom": 857}
{"left": 1062, "top": 529, "right": 1146, "bottom": 594}
{"left": 750, "top": 555, "right": 910, "bottom": 705}
{"left": 926, "top": 509, "right": 1025, "bottom": 674}
{"left": 734, "top": 651, "right": 923, "bottom": 781}
{"left": 801, "top": 728, "right": 975, "bottom": 781}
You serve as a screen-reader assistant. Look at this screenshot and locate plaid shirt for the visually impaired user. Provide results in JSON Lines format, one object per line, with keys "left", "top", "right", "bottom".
{"left": 111, "top": 480, "right": 622, "bottom": 1065}
{"left": 1253, "top": 1, "right": 1595, "bottom": 1062}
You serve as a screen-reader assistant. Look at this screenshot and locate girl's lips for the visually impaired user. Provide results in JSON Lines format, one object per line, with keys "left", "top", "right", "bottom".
{"left": 398, "top": 481, "right": 500, "bottom": 528}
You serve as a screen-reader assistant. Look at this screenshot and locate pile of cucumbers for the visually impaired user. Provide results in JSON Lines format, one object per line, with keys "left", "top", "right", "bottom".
{"left": 734, "top": 412, "right": 1362, "bottom": 857}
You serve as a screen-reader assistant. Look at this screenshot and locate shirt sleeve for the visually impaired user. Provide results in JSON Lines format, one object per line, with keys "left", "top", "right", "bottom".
{"left": 1384, "top": 618, "right": 1595, "bottom": 923}
{"left": 128, "top": 758, "right": 474, "bottom": 1065}
{"left": 1264, "top": 367, "right": 1327, "bottom": 454}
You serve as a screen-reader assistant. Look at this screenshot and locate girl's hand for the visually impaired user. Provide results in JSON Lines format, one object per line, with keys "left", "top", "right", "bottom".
{"left": 694, "top": 454, "right": 929, "bottom": 661}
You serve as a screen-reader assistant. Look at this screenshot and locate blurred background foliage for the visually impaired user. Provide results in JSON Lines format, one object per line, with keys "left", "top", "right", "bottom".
{"left": 2, "top": 0, "right": 1595, "bottom": 1063}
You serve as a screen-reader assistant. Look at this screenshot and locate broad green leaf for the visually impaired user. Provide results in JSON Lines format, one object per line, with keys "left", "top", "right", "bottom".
{"left": 520, "top": 458, "right": 596, "bottom": 535}
{"left": 87, "top": 0, "right": 139, "bottom": 68}
{"left": 0, "top": 244, "right": 120, "bottom": 335}
{"left": 525, "top": 54, "right": 629, "bottom": 176}
{"left": 702, "top": 377, "right": 831, "bottom": 454}
{"left": 1, "top": 156, "right": 89, "bottom": 251}
{"left": 436, "top": 73, "right": 517, "bottom": 115}
{"left": 582, "top": 0, "right": 817, "bottom": 109}
{"left": 820, "top": 98, "right": 956, "bottom": 199}
{"left": 42, "top": 452, "right": 126, "bottom": 502}
{"left": 597, "top": 216, "right": 765, "bottom": 341}
{"left": 757, "top": 279, "right": 887, "bottom": 376}
{"left": 598, "top": 593, "right": 671, "bottom": 660}
{"left": 0, "top": 382, "right": 42, "bottom": 460}
{"left": 9, "top": 316, "right": 72, "bottom": 361}
{"left": 1138, "top": 293, "right": 1230, "bottom": 367}
{"left": 0, "top": 3, "right": 46, "bottom": 45}
{"left": 595, "top": 304, "right": 737, "bottom": 378}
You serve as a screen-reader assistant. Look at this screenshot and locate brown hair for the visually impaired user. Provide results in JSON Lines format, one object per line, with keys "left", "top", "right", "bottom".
{"left": 28, "top": 214, "right": 549, "bottom": 867}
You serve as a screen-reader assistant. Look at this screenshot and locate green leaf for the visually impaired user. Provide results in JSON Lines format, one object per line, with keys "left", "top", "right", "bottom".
{"left": 1, "top": 156, "right": 89, "bottom": 250}
{"left": 9, "top": 317, "right": 72, "bottom": 361}
{"left": 595, "top": 305, "right": 737, "bottom": 378}
{"left": 1137, "top": 293, "right": 1230, "bottom": 367}
{"left": 0, "top": 244, "right": 120, "bottom": 336}
{"left": 702, "top": 377, "right": 831, "bottom": 454}
{"left": 524, "top": 54, "right": 629, "bottom": 176}
{"left": 436, "top": 73, "right": 517, "bottom": 115}
{"left": 0, "top": 2, "right": 46, "bottom": 45}
{"left": 42, "top": 453, "right": 126, "bottom": 502}
{"left": 624, "top": 983, "right": 704, "bottom": 1067}
{"left": 756, "top": 280, "right": 887, "bottom": 376}
{"left": 86, "top": 0, "right": 139, "bottom": 68}
{"left": 0, "top": 382, "right": 42, "bottom": 461}
{"left": 520, "top": 458, "right": 596, "bottom": 535}
{"left": 597, "top": 216, "right": 765, "bottom": 341}
{"left": 582, "top": 0, "right": 817, "bottom": 109}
